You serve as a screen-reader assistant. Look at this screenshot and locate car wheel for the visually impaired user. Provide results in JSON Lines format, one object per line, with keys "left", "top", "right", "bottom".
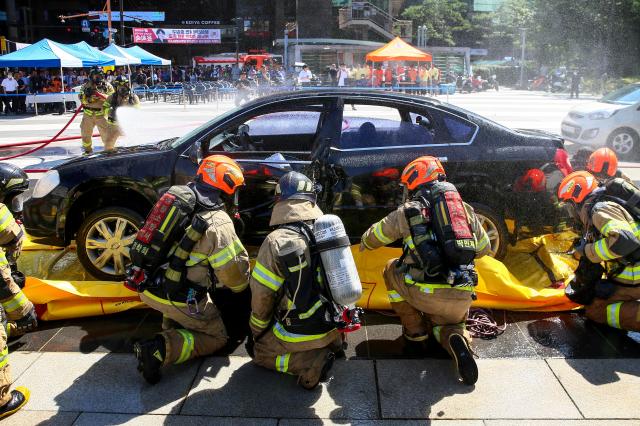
{"left": 608, "top": 127, "right": 640, "bottom": 160}
{"left": 469, "top": 203, "right": 508, "bottom": 260}
{"left": 76, "top": 207, "right": 143, "bottom": 281}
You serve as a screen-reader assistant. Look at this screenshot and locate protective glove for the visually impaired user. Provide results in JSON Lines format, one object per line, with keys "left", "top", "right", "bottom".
{"left": 573, "top": 238, "right": 586, "bottom": 260}
{"left": 359, "top": 242, "right": 367, "bottom": 252}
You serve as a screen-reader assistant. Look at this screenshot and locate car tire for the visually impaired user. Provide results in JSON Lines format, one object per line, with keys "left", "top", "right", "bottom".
{"left": 469, "top": 203, "right": 508, "bottom": 260}
{"left": 608, "top": 127, "right": 640, "bottom": 161}
{"left": 76, "top": 207, "right": 143, "bottom": 281}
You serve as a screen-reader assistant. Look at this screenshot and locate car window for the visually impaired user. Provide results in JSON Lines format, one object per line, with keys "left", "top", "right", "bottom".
{"left": 425, "top": 108, "right": 478, "bottom": 145}
{"left": 338, "top": 104, "right": 433, "bottom": 149}
{"left": 246, "top": 111, "right": 321, "bottom": 136}
{"left": 601, "top": 85, "right": 640, "bottom": 105}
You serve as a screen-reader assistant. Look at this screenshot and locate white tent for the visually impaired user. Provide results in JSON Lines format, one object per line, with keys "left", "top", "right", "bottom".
{"left": 101, "top": 44, "right": 142, "bottom": 65}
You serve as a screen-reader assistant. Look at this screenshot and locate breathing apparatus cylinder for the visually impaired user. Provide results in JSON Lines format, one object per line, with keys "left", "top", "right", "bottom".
{"left": 313, "top": 214, "right": 362, "bottom": 306}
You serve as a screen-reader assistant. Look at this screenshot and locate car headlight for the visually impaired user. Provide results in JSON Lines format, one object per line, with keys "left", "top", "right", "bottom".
{"left": 588, "top": 110, "right": 615, "bottom": 120}
{"left": 31, "top": 170, "right": 60, "bottom": 199}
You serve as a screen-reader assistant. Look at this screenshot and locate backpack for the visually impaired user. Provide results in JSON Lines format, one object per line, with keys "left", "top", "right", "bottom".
{"left": 597, "top": 178, "right": 640, "bottom": 221}
{"left": 403, "top": 181, "right": 478, "bottom": 286}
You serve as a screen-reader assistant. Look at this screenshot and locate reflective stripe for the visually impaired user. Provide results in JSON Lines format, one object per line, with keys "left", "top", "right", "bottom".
{"left": 403, "top": 236, "right": 415, "bottom": 250}
{"left": 600, "top": 220, "right": 633, "bottom": 236}
{"left": 404, "top": 333, "right": 428, "bottom": 342}
{"left": 159, "top": 206, "right": 176, "bottom": 233}
{"left": 432, "top": 325, "right": 442, "bottom": 343}
{"left": 0, "top": 347, "right": 8, "bottom": 368}
{"left": 476, "top": 233, "right": 490, "bottom": 252}
{"left": 1, "top": 292, "right": 28, "bottom": 313}
{"left": 606, "top": 302, "right": 623, "bottom": 329}
{"left": 142, "top": 290, "right": 188, "bottom": 307}
{"left": 209, "top": 239, "right": 245, "bottom": 268}
{"left": 404, "top": 275, "right": 473, "bottom": 293}
{"left": 174, "top": 246, "right": 190, "bottom": 260}
{"left": 387, "top": 290, "right": 405, "bottom": 302}
{"left": 252, "top": 262, "right": 285, "bottom": 292}
{"left": 272, "top": 322, "right": 332, "bottom": 343}
{"left": 298, "top": 299, "right": 323, "bottom": 319}
{"left": 615, "top": 264, "right": 640, "bottom": 282}
{"left": 0, "top": 206, "right": 13, "bottom": 232}
{"left": 288, "top": 260, "right": 308, "bottom": 273}
{"left": 594, "top": 239, "right": 616, "bottom": 261}
{"left": 0, "top": 254, "right": 8, "bottom": 267}
{"left": 175, "top": 329, "right": 195, "bottom": 364}
{"left": 373, "top": 222, "right": 393, "bottom": 245}
{"left": 250, "top": 313, "right": 269, "bottom": 329}
{"left": 275, "top": 353, "right": 291, "bottom": 373}
{"left": 186, "top": 252, "right": 208, "bottom": 267}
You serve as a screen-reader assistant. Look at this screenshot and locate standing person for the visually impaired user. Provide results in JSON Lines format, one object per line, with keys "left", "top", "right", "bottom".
{"left": 360, "top": 156, "right": 490, "bottom": 385}
{"left": 431, "top": 64, "right": 440, "bottom": 96}
{"left": 337, "top": 65, "right": 349, "bottom": 87}
{"left": 79, "top": 67, "right": 114, "bottom": 155}
{"left": 298, "top": 65, "right": 312, "bottom": 86}
{"left": 558, "top": 171, "right": 640, "bottom": 332}
{"left": 14, "top": 72, "right": 27, "bottom": 114}
{"left": 248, "top": 172, "right": 345, "bottom": 390}
{"left": 570, "top": 70, "right": 581, "bottom": 99}
{"left": 1, "top": 73, "right": 19, "bottom": 115}
{"left": 103, "top": 76, "right": 140, "bottom": 152}
{"left": 132, "top": 155, "right": 250, "bottom": 384}
{"left": 329, "top": 64, "right": 338, "bottom": 85}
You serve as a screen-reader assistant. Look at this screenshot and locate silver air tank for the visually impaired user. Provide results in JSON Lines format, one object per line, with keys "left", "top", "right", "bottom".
{"left": 313, "top": 214, "right": 362, "bottom": 306}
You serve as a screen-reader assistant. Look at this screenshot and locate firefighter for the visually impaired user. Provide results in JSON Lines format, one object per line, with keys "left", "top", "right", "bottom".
{"left": 79, "top": 67, "right": 114, "bottom": 155}
{"left": 0, "top": 163, "right": 37, "bottom": 338}
{"left": 0, "top": 306, "right": 30, "bottom": 419}
{"left": 134, "top": 155, "right": 250, "bottom": 384}
{"left": 103, "top": 76, "right": 140, "bottom": 152}
{"left": 586, "top": 147, "right": 635, "bottom": 185}
{"left": 558, "top": 170, "right": 640, "bottom": 332}
{"left": 360, "top": 156, "right": 490, "bottom": 385}
{"left": 249, "top": 171, "right": 343, "bottom": 390}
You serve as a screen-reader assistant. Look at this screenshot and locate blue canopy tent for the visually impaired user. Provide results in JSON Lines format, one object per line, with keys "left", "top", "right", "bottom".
{"left": 66, "top": 42, "right": 123, "bottom": 67}
{"left": 123, "top": 46, "right": 171, "bottom": 65}
{"left": 101, "top": 44, "right": 142, "bottom": 65}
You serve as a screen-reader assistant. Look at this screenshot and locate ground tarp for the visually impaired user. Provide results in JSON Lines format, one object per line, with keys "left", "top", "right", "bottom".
{"left": 18, "top": 232, "right": 580, "bottom": 321}
{"left": 365, "top": 36, "right": 432, "bottom": 62}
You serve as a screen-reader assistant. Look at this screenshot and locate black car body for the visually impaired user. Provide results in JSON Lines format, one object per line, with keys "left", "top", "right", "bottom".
{"left": 24, "top": 90, "right": 570, "bottom": 280}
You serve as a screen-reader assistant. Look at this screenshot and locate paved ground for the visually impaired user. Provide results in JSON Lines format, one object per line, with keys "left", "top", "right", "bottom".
{"left": 2, "top": 89, "right": 640, "bottom": 424}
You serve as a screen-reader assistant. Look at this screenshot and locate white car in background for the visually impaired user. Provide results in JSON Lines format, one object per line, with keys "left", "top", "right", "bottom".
{"left": 561, "top": 83, "right": 640, "bottom": 159}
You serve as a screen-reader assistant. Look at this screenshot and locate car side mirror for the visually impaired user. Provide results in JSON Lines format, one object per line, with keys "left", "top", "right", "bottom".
{"left": 184, "top": 141, "right": 202, "bottom": 165}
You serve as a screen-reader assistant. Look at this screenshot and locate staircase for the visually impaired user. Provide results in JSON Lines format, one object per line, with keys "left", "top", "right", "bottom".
{"left": 339, "top": 1, "right": 412, "bottom": 42}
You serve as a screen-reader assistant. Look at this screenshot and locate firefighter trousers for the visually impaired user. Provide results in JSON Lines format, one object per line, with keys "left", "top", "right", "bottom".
{"left": 140, "top": 290, "right": 228, "bottom": 366}
{"left": 0, "top": 264, "right": 33, "bottom": 324}
{"left": 0, "top": 317, "right": 11, "bottom": 407}
{"left": 584, "top": 285, "right": 640, "bottom": 332}
{"left": 383, "top": 259, "right": 472, "bottom": 356}
{"left": 253, "top": 327, "right": 342, "bottom": 383}
{"left": 102, "top": 123, "right": 122, "bottom": 152}
{"left": 80, "top": 113, "right": 110, "bottom": 152}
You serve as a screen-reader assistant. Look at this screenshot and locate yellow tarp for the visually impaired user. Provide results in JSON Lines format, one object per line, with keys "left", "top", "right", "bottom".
{"left": 17, "top": 232, "right": 581, "bottom": 321}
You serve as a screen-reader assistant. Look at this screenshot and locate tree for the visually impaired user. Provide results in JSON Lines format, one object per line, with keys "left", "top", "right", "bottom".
{"left": 401, "top": 0, "right": 472, "bottom": 46}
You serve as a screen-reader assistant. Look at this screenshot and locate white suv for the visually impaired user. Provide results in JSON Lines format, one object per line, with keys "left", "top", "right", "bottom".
{"left": 561, "top": 83, "right": 640, "bottom": 160}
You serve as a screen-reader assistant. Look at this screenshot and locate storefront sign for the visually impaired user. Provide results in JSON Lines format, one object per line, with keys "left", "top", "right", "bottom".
{"left": 89, "top": 11, "right": 165, "bottom": 22}
{"left": 132, "top": 28, "right": 221, "bottom": 44}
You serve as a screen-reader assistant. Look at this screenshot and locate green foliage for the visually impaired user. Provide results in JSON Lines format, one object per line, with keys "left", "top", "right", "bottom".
{"left": 401, "top": 0, "right": 472, "bottom": 46}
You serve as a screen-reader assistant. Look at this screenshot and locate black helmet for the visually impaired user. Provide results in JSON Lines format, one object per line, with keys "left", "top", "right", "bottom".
{"left": 275, "top": 171, "right": 316, "bottom": 203}
{"left": 0, "top": 163, "right": 28, "bottom": 198}
{"left": 89, "top": 66, "right": 104, "bottom": 80}
{"left": 114, "top": 75, "right": 130, "bottom": 87}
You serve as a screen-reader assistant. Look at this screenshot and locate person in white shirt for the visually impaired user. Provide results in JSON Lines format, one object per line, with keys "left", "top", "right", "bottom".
{"left": 337, "top": 65, "right": 349, "bottom": 87}
{"left": 1, "top": 73, "right": 19, "bottom": 115}
{"left": 298, "top": 65, "right": 312, "bottom": 85}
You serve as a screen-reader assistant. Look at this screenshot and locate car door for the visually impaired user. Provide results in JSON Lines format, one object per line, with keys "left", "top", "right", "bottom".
{"left": 325, "top": 98, "right": 479, "bottom": 241}
{"left": 172, "top": 97, "right": 342, "bottom": 244}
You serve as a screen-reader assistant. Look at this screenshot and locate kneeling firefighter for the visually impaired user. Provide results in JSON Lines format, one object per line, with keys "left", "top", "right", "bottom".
{"left": 360, "top": 156, "right": 490, "bottom": 385}
{"left": 248, "top": 171, "right": 362, "bottom": 390}
{"left": 559, "top": 170, "right": 640, "bottom": 332}
{"left": 127, "top": 155, "right": 250, "bottom": 384}
{"left": 0, "top": 163, "right": 37, "bottom": 337}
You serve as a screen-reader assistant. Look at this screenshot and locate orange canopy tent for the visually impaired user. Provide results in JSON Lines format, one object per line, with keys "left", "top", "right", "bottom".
{"left": 365, "top": 37, "right": 432, "bottom": 62}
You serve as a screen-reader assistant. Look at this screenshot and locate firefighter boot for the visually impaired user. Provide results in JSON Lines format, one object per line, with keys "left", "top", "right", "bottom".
{"left": 0, "top": 387, "right": 30, "bottom": 420}
{"left": 449, "top": 333, "right": 478, "bottom": 386}
{"left": 134, "top": 335, "right": 166, "bottom": 385}
{"left": 299, "top": 352, "right": 335, "bottom": 390}
{"left": 7, "top": 307, "right": 38, "bottom": 338}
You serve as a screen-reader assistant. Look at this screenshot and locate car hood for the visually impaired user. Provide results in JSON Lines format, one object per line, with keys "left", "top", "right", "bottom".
{"left": 569, "top": 101, "right": 628, "bottom": 115}
{"left": 56, "top": 144, "right": 165, "bottom": 170}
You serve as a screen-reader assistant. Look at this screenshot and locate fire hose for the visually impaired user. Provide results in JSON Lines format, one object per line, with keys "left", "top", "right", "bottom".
{"left": 0, "top": 105, "right": 90, "bottom": 161}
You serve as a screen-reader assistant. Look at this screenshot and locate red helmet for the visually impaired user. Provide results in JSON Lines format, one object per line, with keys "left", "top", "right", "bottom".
{"left": 557, "top": 171, "right": 598, "bottom": 203}
{"left": 515, "top": 168, "right": 546, "bottom": 192}
{"left": 400, "top": 156, "right": 445, "bottom": 191}
{"left": 587, "top": 147, "right": 618, "bottom": 177}
{"left": 196, "top": 155, "right": 244, "bottom": 195}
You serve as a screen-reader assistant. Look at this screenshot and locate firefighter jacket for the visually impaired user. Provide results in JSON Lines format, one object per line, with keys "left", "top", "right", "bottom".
{"left": 104, "top": 92, "right": 140, "bottom": 124}
{"left": 249, "top": 199, "right": 339, "bottom": 347}
{"left": 0, "top": 203, "right": 23, "bottom": 265}
{"left": 80, "top": 81, "right": 114, "bottom": 114}
{"left": 580, "top": 200, "right": 640, "bottom": 285}
{"left": 361, "top": 201, "right": 491, "bottom": 284}
{"left": 185, "top": 209, "right": 250, "bottom": 293}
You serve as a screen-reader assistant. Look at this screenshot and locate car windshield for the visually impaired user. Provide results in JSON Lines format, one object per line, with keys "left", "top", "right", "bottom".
{"left": 601, "top": 85, "right": 640, "bottom": 105}
{"left": 167, "top": 104, "right": 246, "bottom": 149}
